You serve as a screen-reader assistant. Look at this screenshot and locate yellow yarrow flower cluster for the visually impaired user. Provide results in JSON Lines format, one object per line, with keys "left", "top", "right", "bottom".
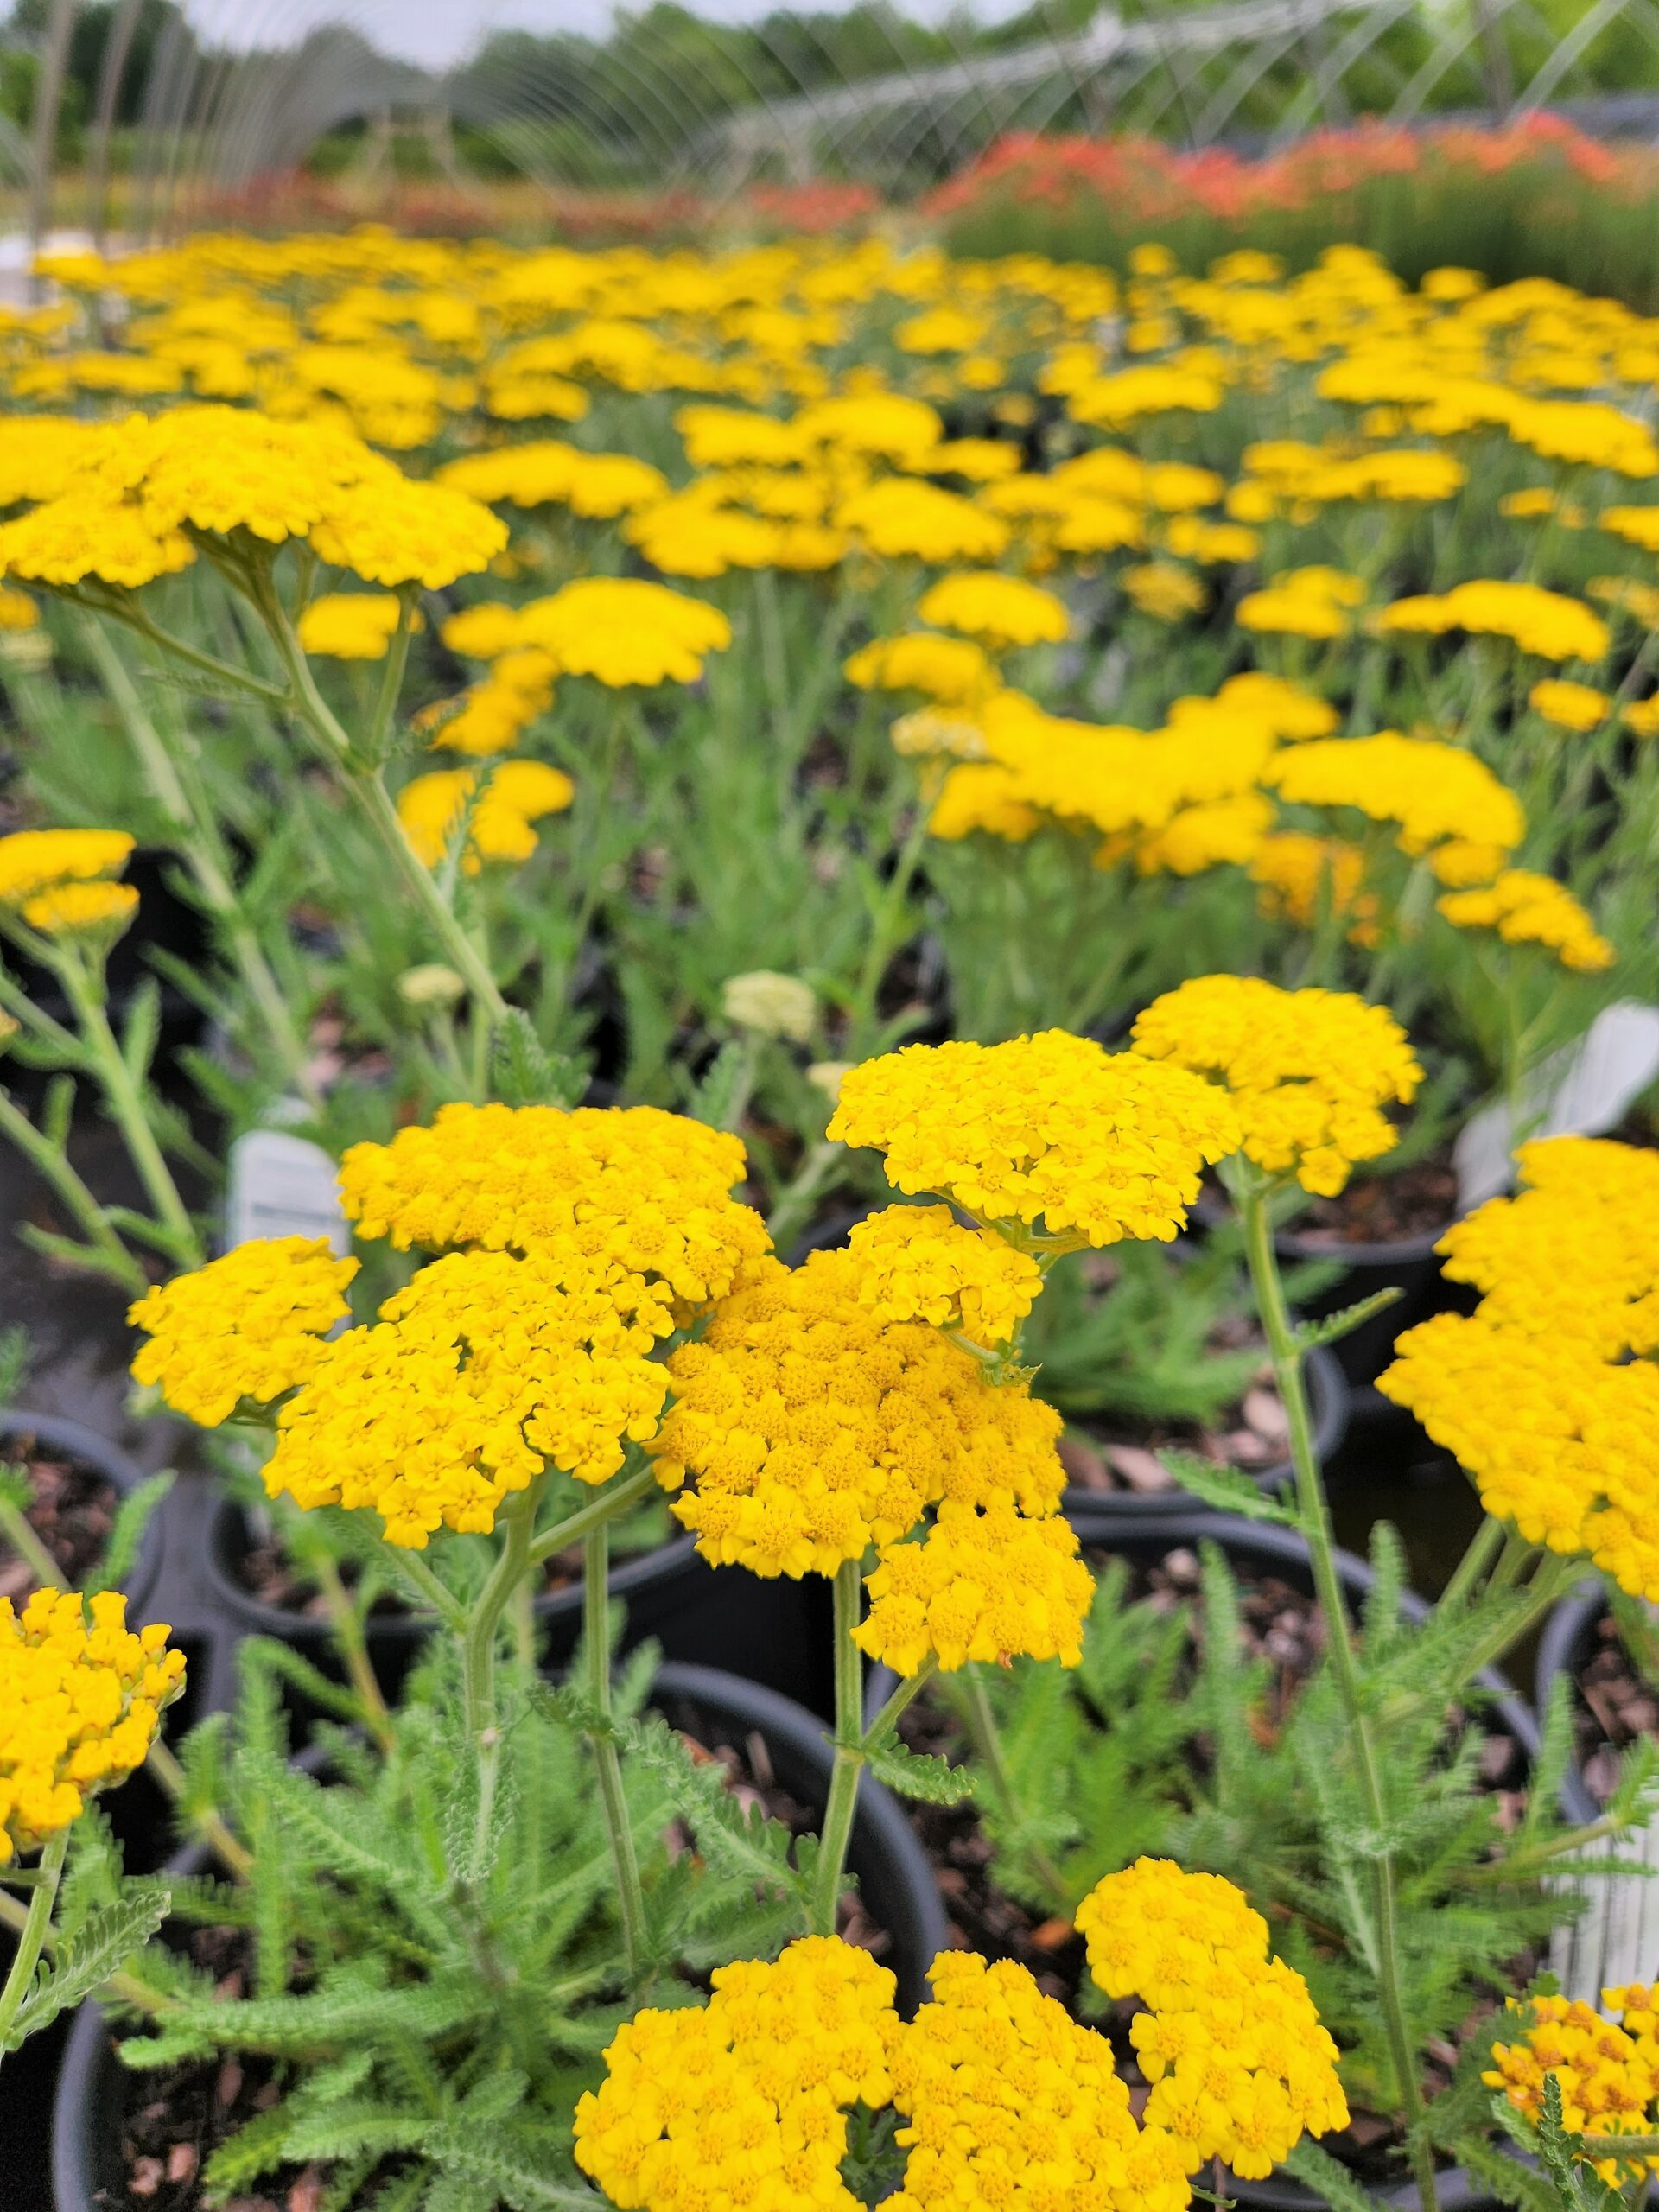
{"left": 1132, "top": 977, "right": 1421, "bottom": 1196}
{"left": 1249, "top": 833, "right": 1378, "bottom": 944}
{"left": 855, "top": 1497, "right": 1093, "bottom": 1674}
{"left": 1382, "top": 1139, "right": 1659, "bottom": 1593}
{"left": 888, "top": 1949, "right": 1192, "bottom": 2212}
{"left": 296, "top": 590, "right": 407, "bottom": 660}
{"left": 1529, "top": 677, "right": 1610, "bottom": 733}
{"left": 842, "top": 1203, "right": 1041, "bottom": 1344}
{"left": 22, "top": 879, "right": 139, "bottom": 938}
{"left": 1437, "top": 868, "right": 1614, "bottom": 970}
{"left": 1077, "top": 1859, "right": 1349, "bottom": 2180}
{"left": 516, "top": 577, "right": 732, "bottom": 687}
{"left": 0, "top": 827, "right": 133, "bottom": 905}
{"left": 651, "top": 1248, "right": 1065, "bottom": 1579}
{"left": 339, "top": 1101, "right": 772, "bottom": 1337}
{"left": 574, "top": 1936, "right": 901, "bottom": 2212}
{"left": 264, "top": 1248, "right": 673, "bottom": 1545}
{"left": 827, "top": 1031, "right": 1240, "bottom": 1247}
{"left": 0, "top": 1587, "right": 185, "bottom": 1861}
{"left": 1266, "top": 733, "right": 1526, "bottom": 866}
{"left": 396, "top": 760, "right": 574, "bottom": 873}
{"left": 129, "top": 1235, "right": 359, "bottom": 1426}
{"left": 916, "top": 570, "right": 1069, "bottom": 649}
{"left": 0, "top": 405, "right": 505, "bottom": 591}
{"left": 1486, "top": 1989, "right": 1659, "bottom": 2183}
{"left": 844, "top": 632, "right": 1001, "bottom": 707}
{"left": 1379, "top": 580, "right": 1609, "bottom": 663}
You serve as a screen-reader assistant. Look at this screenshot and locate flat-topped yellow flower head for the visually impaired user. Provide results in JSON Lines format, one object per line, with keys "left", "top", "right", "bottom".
{"left": 130, "top": 1236, "right": 359, "bottom": 1427}
{"left": 575, "top": 1936, "right": 900, "bottom": 2212}
{"left": 888, "top": 1950, "right": 1192, "bottom": 2212}
{"left": 264, "top": 1249, "right": 673, "bottom": 1545}
{"left": 0, "top": 1587, "right": 185, "bottom": 1860}
{"left": 0, "top": 828, "right": 133, "bottom": 905}
{"left": 828, "top": 1030, "right": 1240, "bottom": 1247}
{"left": 1133, "top": 976, "right": 1421, "bottom": 1196}
{"left": 516, "top": 578, "right": 731, "bottom": 686}
{"left": 1077, "top": 1858, "right": 1348, "bottom": 2180}
{"left": 651, "top": 1247, "right": 1065, "bottom": 1578}
{"left": 338, "top": 1101, "right": 772, "bottom": 1338}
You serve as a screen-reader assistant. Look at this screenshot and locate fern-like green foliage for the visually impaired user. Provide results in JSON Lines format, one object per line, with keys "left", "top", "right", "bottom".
{"left": 90, "top": 1631, "right": 817, "bottom": 2210}
{"left": 1020, "top": 1239, "right": 1268, "bottom": 1431}
{"left": 938, "top": 1532, "right": 1659, "bottom": 2145}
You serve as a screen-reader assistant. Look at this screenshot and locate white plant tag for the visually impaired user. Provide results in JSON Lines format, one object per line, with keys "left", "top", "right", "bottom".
{"left": 1552, "top": 1811, "right": 1659, "bottom": 2000}
{"left": 1453, "top": 1001, "right": 1659, "bottom": 1212}
{"left": 224, "top": 1128, "right": 348, "bottom": 1254}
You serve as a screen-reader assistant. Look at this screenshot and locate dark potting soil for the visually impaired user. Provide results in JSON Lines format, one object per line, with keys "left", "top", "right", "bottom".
{"left": 894, "top": 1544, "right": 1529, "bottom": 2183}
{"left": 1288, "top": 1147, "right": 1460, "bottom": 1248}
{"left": 0, "top": 1444, "right": 119, "bottom": 1599}
{"left": 1564, "top": 1608, "right": 1656, "bottom": 1807}
{"left": 1057, "top": 1328, "right": 1290, "bottom": 1497}
{"left": 93, "top": 1732, "right": 884, "bottom": 2210}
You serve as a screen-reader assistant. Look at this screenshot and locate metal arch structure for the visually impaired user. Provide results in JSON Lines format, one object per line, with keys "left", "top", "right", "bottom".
{"left": 25, "top": 0, "right": 1659, "bottom": 244}
{"left": 686, "top": 0, "right": 1659, "bottom": 187}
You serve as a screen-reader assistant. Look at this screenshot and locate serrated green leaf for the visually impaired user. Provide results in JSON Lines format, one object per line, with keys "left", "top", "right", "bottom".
{"left": 1294, "top": 1288, "right": 1403, "bottom": 1353}
{"left": 4, "top": 1890, "right": 169, "bottom": 2050}
{"left": 424, "top": 2124, "right": 599, "bottom": 2209}
{"left": 1281, "top": 2137, "right": 1388, "bottom": 2210}
{"left": 119, "top": 976, "right": 162, "bottom": 1087}
{"left": 1157, "top": 1451, "right": 1298, "bottom": 1523}
{"left": 85, "top": 1469, "right": 174, "bottom": 1597}
{"left": 200, "top": 2105, "right": 296, "bottom": 2199}
{"left": 490, "top": 1008, "right": 584, "bottom": 1110}
{"left": 866, "top": 1738, "right": 976, "bottom": 1805}
{"left": 686, "top": 1039, "right": 749, "bottom": 1132}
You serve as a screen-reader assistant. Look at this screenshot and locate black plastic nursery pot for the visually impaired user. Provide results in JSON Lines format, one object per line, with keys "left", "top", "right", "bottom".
{"left": 1191, "top": 1192, "right": 1459, "bottom": 1388}
{"left": 1535, "top": 1574, "right": 1618, "bottom": 1827}
{"left": 0, "top": 1407, "right": 164, "bottom": 1620}
{"left": 867, "top": 1506, "right": 1541, "bottom": 2212}
{"left": 201, "top": 1492, "right": 836, "bottom": 1719}
{"left": 50, "top": 1662, "right": 950, "bottom": 2212}
{"left": 1059, "top": 1339, "right": 1350, "bottom": 1521}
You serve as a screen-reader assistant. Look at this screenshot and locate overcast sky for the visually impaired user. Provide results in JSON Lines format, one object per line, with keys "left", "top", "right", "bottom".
{"left": 181, "top": 0, "right": 1033, "bottom": 72}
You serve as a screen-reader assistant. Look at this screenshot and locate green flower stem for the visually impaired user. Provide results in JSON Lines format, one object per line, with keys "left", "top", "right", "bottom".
{"left": 363, "top": 593, "right": 417, "bottom": 766}
{"left": 862, "top": 1653, "right": 938, "bottom": 1750}
{"left": 960, "top": 1663, "right": 1069, "bottom": 1913}
{"left": 312, "top": 1554, "right": 394, "bottom": 1752}
{"left": 0, "top": 1884, "right": 179, "bottom": 2018}
{"left": 764, "top": 1138, "right": 842, "bottom": 1258}
{"left": 1451, "top": 1552, "right": 1581, "bottom": 1694}
{"left": 522, "top": 1464, "right": 659, "bottom": 1572}
{"left": 388, "top": 1547, "right": 467, "bottom": 1630}
{"left": 460, "top": 1478, "right": 545, "bottom": 1874}
{"left": 0, "top": 1826, "right": 67, "bottom": 2060}
{"left": 78, "top": 617, "right": 321, "bottom": 1111}
{"left": 53, "top": 944, "right": 200, "bottom": 1265}
{"left": 809, "top": 1558, "right": 868, "bottom": 1938}
{"left": 1239, "top": 1175, "right": 1437, "bottom": 2212}
{"left": 0, "top": 1491, "right": 67, "bottom": 1588}
{"left": 245, "top": 565, "right": 511, "bottom": 1032}
{"left": 582, "top": 1518, "right": 647, "bottom": 1980}
{"left": 347, "top": 767, "right": 511, "bottom": 1030}
{"left": 1433, "top": 1514, "right": 1507, "bottom": 1617}
{"left": 143, "top": 1738, "right": 252, "bottom": 1880}
{"left": 84, "top": 591, "right": 290, "bottom": 710}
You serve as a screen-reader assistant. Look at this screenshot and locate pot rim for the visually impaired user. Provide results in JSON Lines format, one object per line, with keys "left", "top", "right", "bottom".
{"left": 0, "top": 1407, "right": 163, "bottom": 1618}
{"left": 1058, "top": 1337, "right": 1350, "bottom": 1518}
{"left": 199, "top": 1488, "right": 703, "bottom": 1645}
